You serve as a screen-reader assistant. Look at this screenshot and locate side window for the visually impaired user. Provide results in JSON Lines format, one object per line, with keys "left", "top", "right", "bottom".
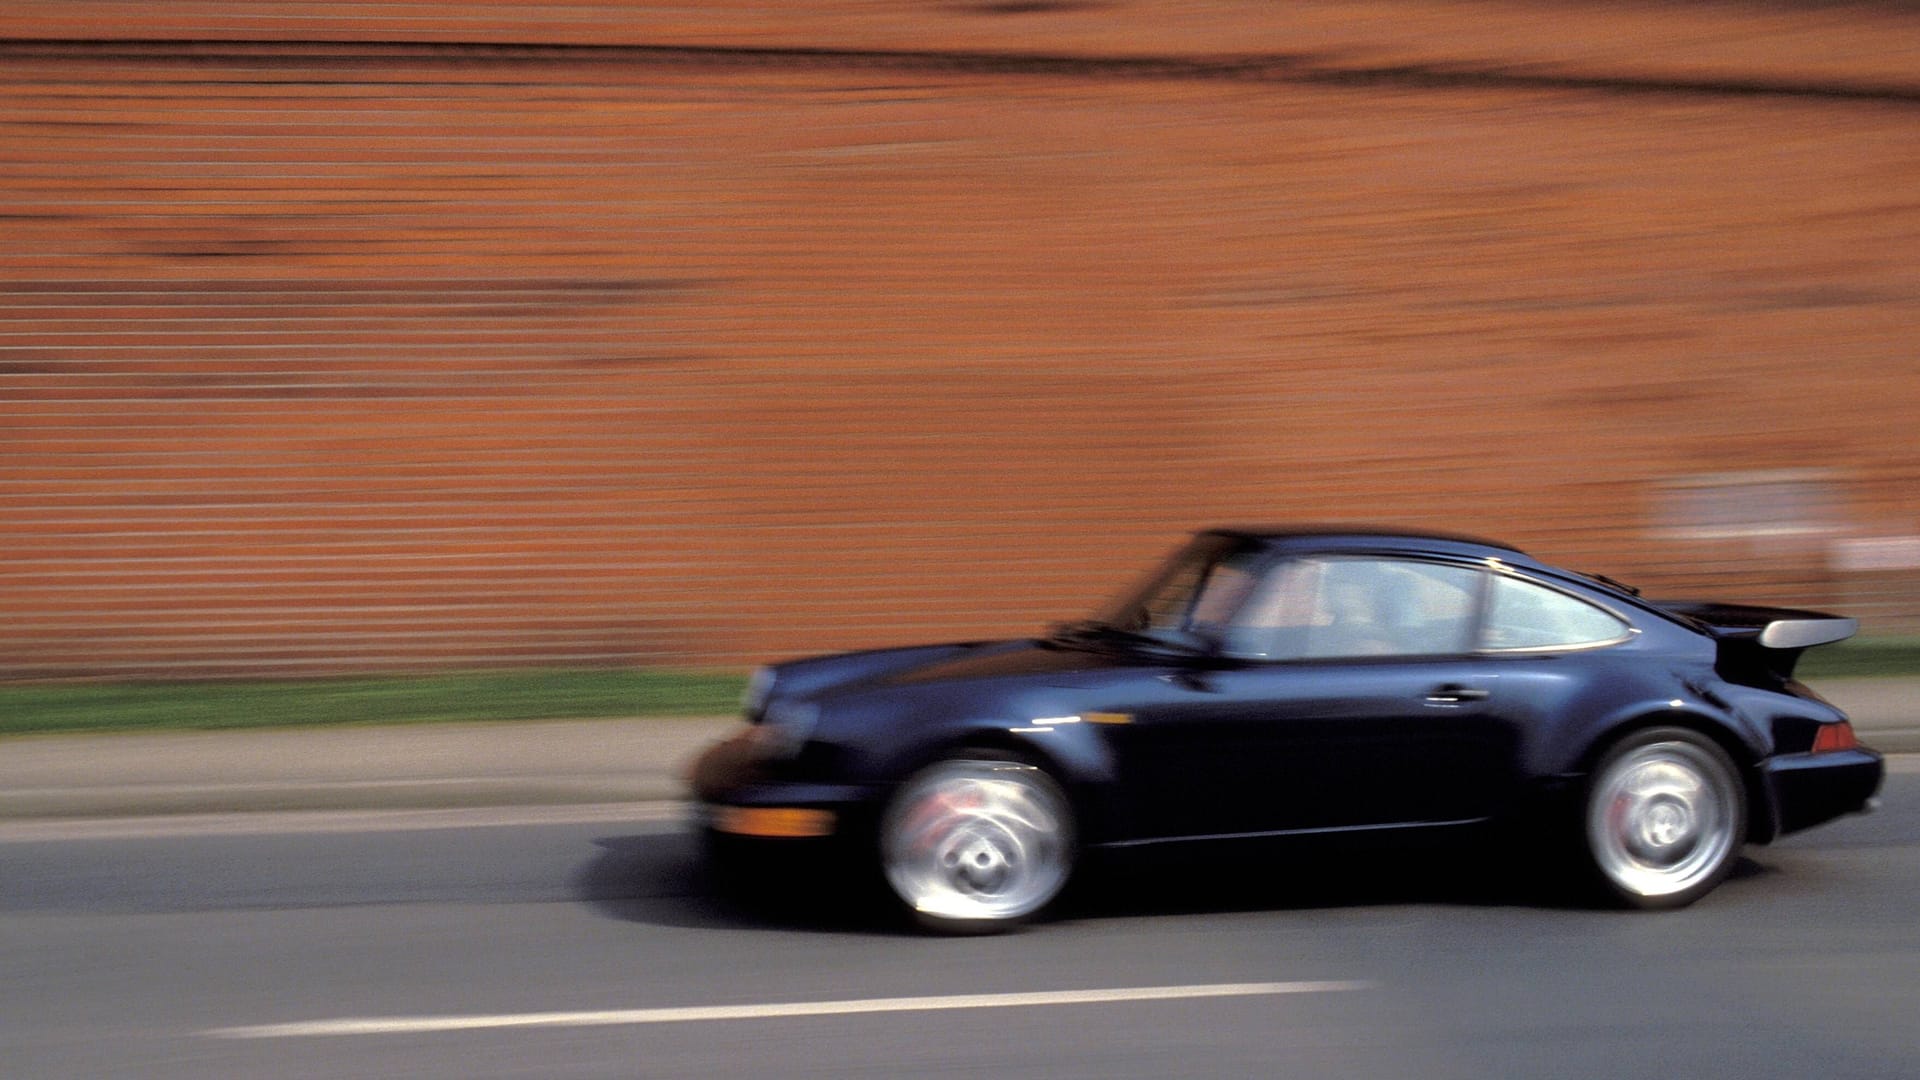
{"left": 1481, "top": 575, "right": 1629, "bottom": 650}
{"left": 1225, "top": 556, "right": 1480, "bottom": 659}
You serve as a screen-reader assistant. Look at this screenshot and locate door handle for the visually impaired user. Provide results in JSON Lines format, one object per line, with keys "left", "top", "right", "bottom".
{"left": 1425, "top": 685, "right": 1490, "bottom": 704}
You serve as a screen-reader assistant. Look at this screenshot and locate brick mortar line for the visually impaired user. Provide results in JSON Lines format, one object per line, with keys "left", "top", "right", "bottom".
{"left": 0, "top": 38, "right": 1916, "bottom": 104}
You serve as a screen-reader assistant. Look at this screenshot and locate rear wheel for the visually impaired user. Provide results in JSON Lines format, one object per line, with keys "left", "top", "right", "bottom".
{"left": 879, "top": 756, "right": 1074, "bottom": 932}
{"left": 1582, "top": 727, "right": 1746, "bottom": 909}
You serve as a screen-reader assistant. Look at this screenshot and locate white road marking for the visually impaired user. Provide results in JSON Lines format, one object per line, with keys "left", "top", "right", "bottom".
{"left": 207, "top": 981, "right": 1373, "bottom": 1039}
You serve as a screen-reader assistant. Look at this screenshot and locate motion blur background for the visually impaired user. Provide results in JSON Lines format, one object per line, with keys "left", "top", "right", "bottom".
{"left": 3, "top": 1, "right": 1916, "bottom": 680}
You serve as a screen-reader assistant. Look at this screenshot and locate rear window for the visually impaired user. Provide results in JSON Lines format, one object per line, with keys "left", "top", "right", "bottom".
{"left": 1482, "top": 575, "right": 1629, "bottom": 650}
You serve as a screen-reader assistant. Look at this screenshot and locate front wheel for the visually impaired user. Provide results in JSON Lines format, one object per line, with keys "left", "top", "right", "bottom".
{"left": 879, "top": 756, "right": 1075, "bottom": 932}
{"left": 1582, "top": 727, "right": 1747, "bottom": 909}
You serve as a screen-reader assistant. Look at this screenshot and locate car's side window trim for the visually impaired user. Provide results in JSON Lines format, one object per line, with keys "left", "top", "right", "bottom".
{"left": 1474, "top": 567, "right": 1639, "bottom": 654}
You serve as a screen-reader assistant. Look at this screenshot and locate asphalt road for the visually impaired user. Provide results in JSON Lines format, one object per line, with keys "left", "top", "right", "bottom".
{"left": 3, "top": 773, "right": 1915, "bottom": 1080}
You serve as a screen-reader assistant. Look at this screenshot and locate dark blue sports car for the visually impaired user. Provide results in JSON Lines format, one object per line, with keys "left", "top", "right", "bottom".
{"left": 690, "top": 527, "right": 1883, "bottom": 930}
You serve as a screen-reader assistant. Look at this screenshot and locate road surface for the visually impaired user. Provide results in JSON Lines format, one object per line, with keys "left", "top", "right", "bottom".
{"left": 3, "top": 773, "right": 1915, "bottom": 1079}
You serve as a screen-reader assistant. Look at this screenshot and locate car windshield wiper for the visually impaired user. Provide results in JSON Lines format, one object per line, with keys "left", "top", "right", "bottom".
{"left": 1049, "top": 619, "right": 1208, "bottom": 654}
{"left": 1051, "top": 618, "right": 1137, "bottom": 642}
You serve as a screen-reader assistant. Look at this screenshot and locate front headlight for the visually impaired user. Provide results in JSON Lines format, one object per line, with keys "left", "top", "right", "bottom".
{"left": 752, "top": 699, "right": 819, "bottom": 758}
{"left": 741, "top": 665, "right": 776, "bottom": 716}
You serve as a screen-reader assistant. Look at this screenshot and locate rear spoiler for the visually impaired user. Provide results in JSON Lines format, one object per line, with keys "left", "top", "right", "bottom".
{"left": 1655, "top": 601, "right": 1857, "bottom": 684}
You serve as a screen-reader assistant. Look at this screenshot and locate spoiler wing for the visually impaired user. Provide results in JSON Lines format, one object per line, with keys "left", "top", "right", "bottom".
{"left": 1757, "top": 618, "right": 1858, "bottom": 649}
{"left": 1655, "top": 601, "right": 1857, "bottom": 684}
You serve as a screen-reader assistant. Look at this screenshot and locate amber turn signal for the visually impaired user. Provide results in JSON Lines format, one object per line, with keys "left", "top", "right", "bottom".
{"left": 712, "top": 806, "right": 837, "bottom": 838}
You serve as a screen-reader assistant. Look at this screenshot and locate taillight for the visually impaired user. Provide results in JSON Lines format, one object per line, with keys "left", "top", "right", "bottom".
{"left": 1812, "top": 721, "right": 1859, "bottom": 753}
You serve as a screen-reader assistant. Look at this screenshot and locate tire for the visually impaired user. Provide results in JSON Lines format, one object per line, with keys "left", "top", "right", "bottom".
{"left": 1582, "top": 726, "right": 1747, "bottom": 909}
{"left": 878, "top": 755, "right": 1075, "bottom": 933}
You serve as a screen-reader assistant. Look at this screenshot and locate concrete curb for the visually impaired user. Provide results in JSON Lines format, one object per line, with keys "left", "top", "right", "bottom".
{"left": 0, "top": 777, "right": 690, "bottom": 819}
{"left": 0, "top": 802, "right": 691, "bottom": 843}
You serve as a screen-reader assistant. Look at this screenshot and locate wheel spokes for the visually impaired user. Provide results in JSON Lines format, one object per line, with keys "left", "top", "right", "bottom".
{"left": 1590, "top": 742, "right": 1738, "bottom": 899}
{"left": 883, "top": 763, "right": 1071, "bottom": 922}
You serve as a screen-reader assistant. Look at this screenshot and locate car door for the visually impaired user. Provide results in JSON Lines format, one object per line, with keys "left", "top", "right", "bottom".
{"left": 1102, "top": 555, "right": 1526, "bottom": 841}
{"left": 1111, "top": 658, "right": 1521, "bottom": 839}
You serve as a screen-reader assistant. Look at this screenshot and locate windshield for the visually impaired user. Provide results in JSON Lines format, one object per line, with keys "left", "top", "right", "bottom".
{"left": 1084, "top": 535, "right": 1268, "bottom": 641}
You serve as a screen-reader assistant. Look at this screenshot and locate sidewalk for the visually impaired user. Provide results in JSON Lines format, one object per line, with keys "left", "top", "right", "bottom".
{"left": 0, "top": 680, "right": 1911, "bottom": 820}
{"left": 0, "top": 716, "right": 737, "bottom": 819}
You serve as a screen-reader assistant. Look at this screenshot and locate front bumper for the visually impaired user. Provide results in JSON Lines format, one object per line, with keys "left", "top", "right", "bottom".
{"left": 687, "top": 727, "right": 880, "bottom": 840}
{"left": 1762, "top": 747, "right": 1884, "bottom": 837}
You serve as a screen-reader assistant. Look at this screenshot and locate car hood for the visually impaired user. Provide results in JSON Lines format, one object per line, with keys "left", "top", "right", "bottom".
{"left": 770, "top": 637, "right": 1142, "bottom": 706}
{"left": 885, "top": 639, "right": 1142, "bottom": 687}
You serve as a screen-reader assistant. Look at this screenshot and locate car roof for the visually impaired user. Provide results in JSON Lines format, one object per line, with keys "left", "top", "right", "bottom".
{"left": 1200, "top": 524, "right": 1532, "bottom": 562}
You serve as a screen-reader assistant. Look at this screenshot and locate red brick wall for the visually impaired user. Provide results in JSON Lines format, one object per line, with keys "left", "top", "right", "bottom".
{"left": 3, "top": 5, "right": 1918, "bottom": 677}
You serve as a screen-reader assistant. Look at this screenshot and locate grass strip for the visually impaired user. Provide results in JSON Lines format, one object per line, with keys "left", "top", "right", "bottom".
{"left": 1799, "top": 638, "right": 1920, "bottom": 680}
{"left": 0, "top": 639, "right": 1911, "bottom": 738}
{"left": 0, "top": 668, "right": 748, "bottom": 737}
